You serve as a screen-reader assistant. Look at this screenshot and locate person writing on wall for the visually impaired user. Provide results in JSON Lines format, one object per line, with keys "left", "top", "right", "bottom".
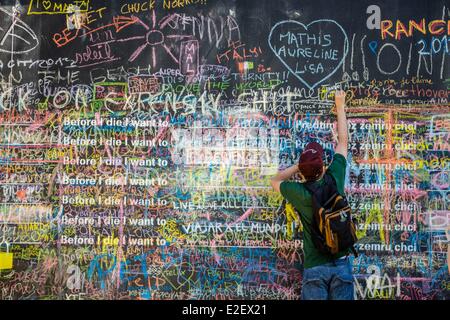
{"left": 270, "top": 90, "right": 355, "bottom": 300}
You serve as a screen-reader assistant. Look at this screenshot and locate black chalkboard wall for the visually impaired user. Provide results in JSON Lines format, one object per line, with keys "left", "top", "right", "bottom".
{"left": 0, "top": 0, "right": 448, "bottom": 300}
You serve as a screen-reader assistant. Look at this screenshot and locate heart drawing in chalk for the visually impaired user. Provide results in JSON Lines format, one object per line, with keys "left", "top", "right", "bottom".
{"left": 162, "top": 263, "right": 195, "bottom": 290}
{"left": 42, "top": 1, "right": 52, "bottom": 10}
{"left": 268, "top": 19, "right": 349, "bottom": 90}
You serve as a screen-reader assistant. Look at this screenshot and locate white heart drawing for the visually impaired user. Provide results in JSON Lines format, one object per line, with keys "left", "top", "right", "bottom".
{"left": 268, "top": 19, "right": 349, "bottom": 90}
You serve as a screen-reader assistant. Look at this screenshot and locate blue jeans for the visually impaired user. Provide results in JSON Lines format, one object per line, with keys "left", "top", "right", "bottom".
{"left": 302, "top": 257, "right": 354, "bottom": 300}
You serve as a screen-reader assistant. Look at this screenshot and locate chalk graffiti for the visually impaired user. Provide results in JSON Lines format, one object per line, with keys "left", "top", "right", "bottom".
{"left": 0, "top": 0, "right": 448, "bottom": 301}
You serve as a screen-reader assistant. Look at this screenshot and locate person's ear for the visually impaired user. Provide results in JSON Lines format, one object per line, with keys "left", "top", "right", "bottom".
{"left": 298, "top": 171, "right": 306, "bottom": 183}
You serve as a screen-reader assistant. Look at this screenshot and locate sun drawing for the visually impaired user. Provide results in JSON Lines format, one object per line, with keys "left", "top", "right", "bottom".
{"left": 126, "top": 10, "right": 194, "bottom": 68}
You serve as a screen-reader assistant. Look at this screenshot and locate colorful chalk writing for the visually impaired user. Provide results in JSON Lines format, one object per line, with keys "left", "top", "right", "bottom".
{"left": 0, "top": 0, "right": 448, "bottom": 301}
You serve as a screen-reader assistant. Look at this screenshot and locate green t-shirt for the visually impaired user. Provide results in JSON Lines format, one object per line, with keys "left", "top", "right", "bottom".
{"left": 280, "top": 153, "right": 348, "bottom": 269}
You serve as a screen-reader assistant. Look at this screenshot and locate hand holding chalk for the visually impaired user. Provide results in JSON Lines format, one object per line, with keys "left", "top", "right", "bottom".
{"left": 331, "top": 90, "right": 346, "bottom": 114}
{"left": 335, "top": 90, "right": 346, "bottom": 108}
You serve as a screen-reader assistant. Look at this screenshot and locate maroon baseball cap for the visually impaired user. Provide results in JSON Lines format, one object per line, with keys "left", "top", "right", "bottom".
{"left": 298, "top": 142, "right": 324, "bottom": 181}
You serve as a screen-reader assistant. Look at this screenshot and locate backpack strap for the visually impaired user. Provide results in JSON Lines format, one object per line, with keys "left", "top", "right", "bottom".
{"left": 303, "top": 181, "right": 320, "bottom": 197}
{"left": 304, "top": 174, "right": 338, "bottom": 208}
{"left": 304, "top": 174, "right": 335, "bottom": 193}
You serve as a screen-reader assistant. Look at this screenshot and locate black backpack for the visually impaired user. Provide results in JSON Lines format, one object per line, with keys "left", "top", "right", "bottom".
{"left": 304, "top": 174, "right": 358, "bottom": 257}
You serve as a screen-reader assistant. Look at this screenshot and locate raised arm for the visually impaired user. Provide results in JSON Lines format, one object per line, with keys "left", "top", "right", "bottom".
{"left": 270, "top": 164, "right": 298, "bottom": 193}
{"left": 334, "top": 90, "right": 348, "bottom": 159}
